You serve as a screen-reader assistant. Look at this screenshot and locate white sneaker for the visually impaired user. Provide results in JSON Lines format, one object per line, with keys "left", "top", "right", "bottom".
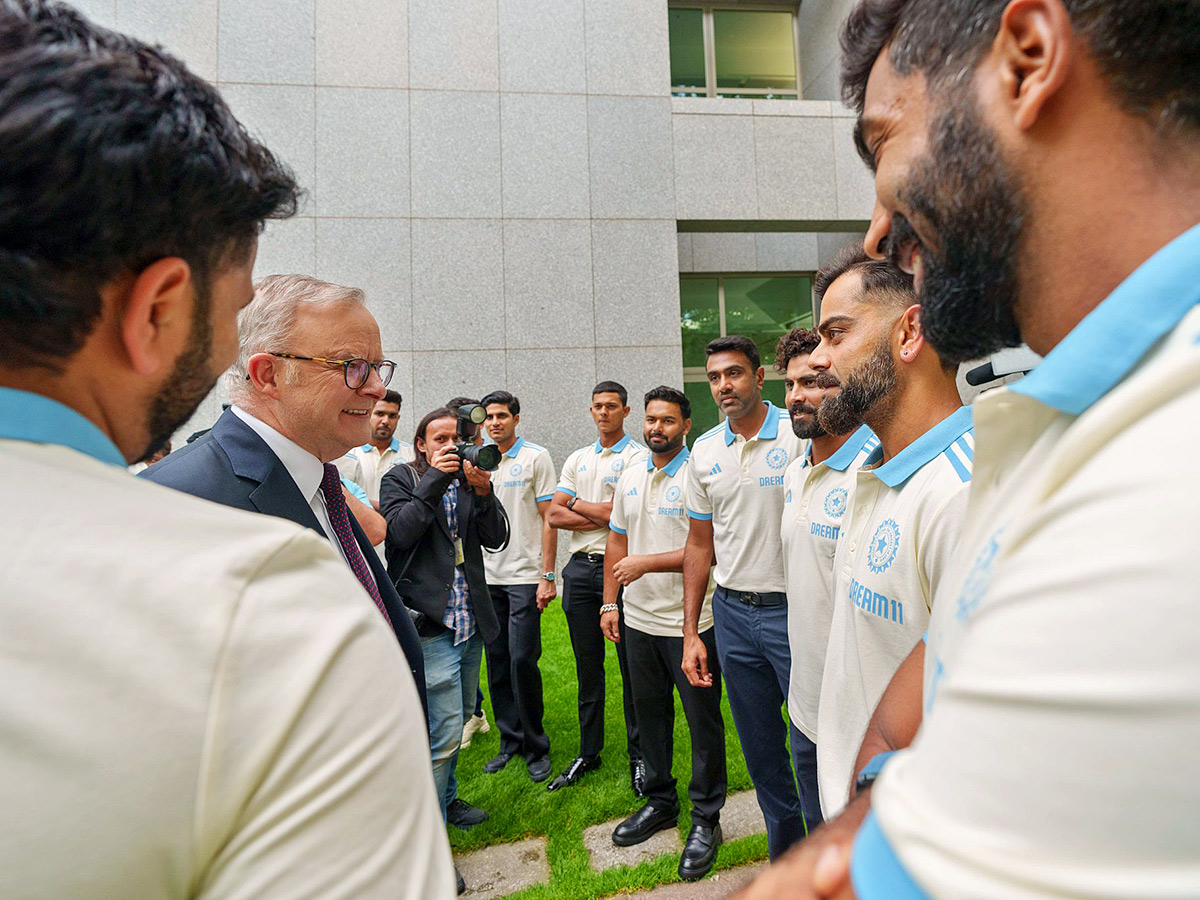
{"left": 459, "top": 712, "right": 490, "bottom": 749}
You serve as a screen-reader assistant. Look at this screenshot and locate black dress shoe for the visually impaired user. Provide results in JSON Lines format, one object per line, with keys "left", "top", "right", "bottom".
{"left": 527, "top": 755, "right": 552, "bottom": 783}
{"left": 484, "top": 751, "right": 514, "bottom": 773}
{"left": 678, "top": 823, "right": 722, "bottom": 880}
{"left": 446, "top": 798, "right": 488, "bottom": 829}
{"left": 546, "top": 755, "right": 601, "bottom": 792}
{"left": 612, "top": 801, "right": 679, "bottom": 847}
{"left": 455, "top": 867, "right": 466, "bottom": 895}
{"left": 630, "top": 757, "right": 647, "bottom": 797}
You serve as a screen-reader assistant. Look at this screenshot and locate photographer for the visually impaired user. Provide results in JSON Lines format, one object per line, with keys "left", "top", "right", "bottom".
{"left": 380, "top": 407, "right": 509, "bottom": 859}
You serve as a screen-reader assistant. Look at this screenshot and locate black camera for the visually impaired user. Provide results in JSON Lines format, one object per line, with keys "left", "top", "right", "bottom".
{"left": 452, "top": 404, "right": 501, "bottom": 471}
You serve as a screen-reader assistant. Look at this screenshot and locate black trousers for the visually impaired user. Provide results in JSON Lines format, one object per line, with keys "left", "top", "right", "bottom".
{"left": 485, "top": 583, "right": 550, "bottom": 761}
{"left": 562, "top": 553, "right": 640, "bottom": 760}
{"left": 626, "top": 624, "right": 726, "bottom": 828}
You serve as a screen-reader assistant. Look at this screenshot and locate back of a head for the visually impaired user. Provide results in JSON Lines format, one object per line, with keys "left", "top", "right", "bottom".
{"left": 841, "top": 0, "right": 1200, "bottom": 139}
{"left": 0, "top": 0, "right": 299, "bottom": 372}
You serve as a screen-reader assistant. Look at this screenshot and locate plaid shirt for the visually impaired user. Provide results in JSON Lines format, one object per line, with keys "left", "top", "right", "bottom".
{"left": 440, "top": 484, "right": 474, "bottom": 645}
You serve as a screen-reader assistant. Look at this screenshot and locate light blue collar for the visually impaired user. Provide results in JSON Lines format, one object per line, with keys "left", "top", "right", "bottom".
{"left": 866, "top": 406, "right": 972, "bottom": 488}
{"left": 594, "top": 434, "right": 632, "bottom": 454}
{"left": 1011, "top": 221, "right": 1200, "bottom": 415}
{"left": 503, "top": 436, "right": 525, "bottom": 459}
{"left": 822, "top": 424, "right": 877, "bottom": 472}
{"left": 359, "top": 437, "right": 403, "bottom": 453}
{"left": 0, "top": 387, "right": 125, "bottom": 467}
{"left": 647, "top": 445, "right": 690, "bottom": 476}
{"left": 723, "top": 401, "right": 782, "bottom": 446}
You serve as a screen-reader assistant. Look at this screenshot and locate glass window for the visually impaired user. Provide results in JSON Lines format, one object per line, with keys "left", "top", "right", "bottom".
{"left": 680, "top": 272, "right": 814, "bottom": 434}
{"left": 680, "top": 277, "right": 721, "bottom": 368}
{"left": 669, "top": 8, "right": 706, "bottom": 96}
{"left": 668, "top": 5, "right": 799, "bottom": 100}
{"left": 713, "top": 10, "right": 797, "bottom": 97}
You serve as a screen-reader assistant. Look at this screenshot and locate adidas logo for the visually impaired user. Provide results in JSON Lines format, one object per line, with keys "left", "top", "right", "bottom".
{"left": 626, "top": 487, "right": 638, "bottom": 496}
{"left": 710, "top": 463, "right": 722, "bottom": 475}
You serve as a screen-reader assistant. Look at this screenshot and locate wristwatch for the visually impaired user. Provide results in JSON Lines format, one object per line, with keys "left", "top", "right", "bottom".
{"left": 541, "top": 571, "right": 555, "bottom": 583}
{"left": 567, "top": 495, "right": 578, "bottom": 510}
{"left": 854, "top": 751, "right": 897, "bottom": 793}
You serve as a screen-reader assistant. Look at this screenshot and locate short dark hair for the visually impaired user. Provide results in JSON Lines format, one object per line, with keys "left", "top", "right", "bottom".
{"left": 815, "top": 241, "right": 914, "bottom": 310}
{"left": 480, "top": 390, "right": 520, "bottom": 415}
{"left": 446, "top": 396, "right": 479, "bottom": 411}
{"left": 643, "top": 385, "right": 690, "bottom": 421}
{"left": 841, "top": 1, "right": 1200, "bottom": 138}
{"left": 410, "top": 406, "right": 455, "bottom": 475}
{"left": 380, "top": 389, "right": 402, "bottom": 408}
{"left": 774, "top": 329, "right": 820, "bottom": 374}
{"left": 0, "top": 0, "right": 299, "bottom": 371}
{"left": 705, "top": 335, "right": 761, "bottom": 372}
{"left": 592, "top": 381, "right": 628, "bottom": 406}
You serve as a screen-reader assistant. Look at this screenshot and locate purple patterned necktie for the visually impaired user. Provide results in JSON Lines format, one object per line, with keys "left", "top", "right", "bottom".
{"left": 320, "top": 463, "right": 392, "bottom": 626}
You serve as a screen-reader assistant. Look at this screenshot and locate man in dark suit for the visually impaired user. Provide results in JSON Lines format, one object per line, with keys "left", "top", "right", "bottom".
{"left": 380, "top": 407, "right": 508, "bottom": 842}
{"left": 143, "top": 274, "right": 425, "bottom": 709}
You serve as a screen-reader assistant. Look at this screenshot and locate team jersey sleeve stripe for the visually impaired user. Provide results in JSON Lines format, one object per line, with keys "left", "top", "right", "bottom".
{"left": 556, "top": 487, "right": 577, "bottom": 498}
{"left": 850, "top": 812, "right": 930, "bottom": 900}
{"left": 609, "top": 523, "right": 627, "bottom": 535}
{"left": 686, "top": 508, "right": 713, "bottom": 521}
{"left": 535, "top": 494, "right": 555, "bottom": 502}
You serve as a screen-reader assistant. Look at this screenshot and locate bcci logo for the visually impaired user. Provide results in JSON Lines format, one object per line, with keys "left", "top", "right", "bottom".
{"left": 509, "top": 462, "right": 523, "bottom": 477}
{"left": 766, "top": 447, "right": 789, "bottom": 470}
{"left": 612, "top": 459, "right": 625, "bottom": 474}
{"left": 956, "top": 529, "right": 1003, "bottom": 622}
{"left": 665, "top": 485, "right": 682, "bottom": 503}
{"left": 823, "top": 488, "right": 848, "bottom": 519}
{"left": 867, "top": 518, "right": 900, "bottom": 574}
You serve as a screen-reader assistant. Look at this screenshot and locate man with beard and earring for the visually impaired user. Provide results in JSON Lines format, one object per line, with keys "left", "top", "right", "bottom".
{"left": 0, "top": 3, "right": 453, "bottom": 896}
{"left": 803, "top": 240, "right": 972, "bottom": 820}
{"left": 736, "top": 0, "right": 1200, "bottom": 897}
{"left": 776, "top": 322, "right": 878, "bottom": 771}
{"left": 601, "top": 386, "right": 727, "bottom": 882}
{"left": 681, "top": 335, "right": 815, "bottom": 860}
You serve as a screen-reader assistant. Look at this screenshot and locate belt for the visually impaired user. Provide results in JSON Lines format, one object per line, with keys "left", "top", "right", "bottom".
{"left": 720, "top": 587, "right": 787, "bottom": 607}
{"left": 572, "top": 551, "right": 605, "bottom": 564}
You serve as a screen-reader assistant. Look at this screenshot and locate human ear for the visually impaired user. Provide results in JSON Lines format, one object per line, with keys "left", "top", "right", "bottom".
{"left": 991, "top": 0, "right": 1073, "bottom": 131}
{"left": 897, "top": 304, "right": 926, "bottom": 362}
{"left": 118, "top": 257, "right": 192, "bottom": 376}
{"left": 246, "top": 352, "right": 283, "bottom": 400}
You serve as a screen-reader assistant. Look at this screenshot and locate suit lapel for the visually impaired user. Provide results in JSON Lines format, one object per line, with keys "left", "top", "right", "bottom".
{"left": 212, "top": 410, "right": 326, "bottom": 536}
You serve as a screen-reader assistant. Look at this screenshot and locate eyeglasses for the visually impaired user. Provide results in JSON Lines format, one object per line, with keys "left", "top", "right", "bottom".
{"left": 268, "top": 353, "right": 396, "bottom": 389}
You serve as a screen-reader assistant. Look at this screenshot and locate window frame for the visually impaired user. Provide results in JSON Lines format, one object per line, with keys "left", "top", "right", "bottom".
{"left": 669, "top": 3, "right": 804, "bottom": 99}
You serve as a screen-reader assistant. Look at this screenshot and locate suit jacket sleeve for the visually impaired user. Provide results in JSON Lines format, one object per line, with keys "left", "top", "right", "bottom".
{"left": 380, "top": 464, "right": 455, "bottom": 551}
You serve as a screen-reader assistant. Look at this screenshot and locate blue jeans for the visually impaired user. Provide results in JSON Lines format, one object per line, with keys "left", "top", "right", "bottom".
{"left": 421, "top": 629, "right": 484, "bottom": 819}
{"left": 712, "top": 586, "right": 822, "bottom": 859}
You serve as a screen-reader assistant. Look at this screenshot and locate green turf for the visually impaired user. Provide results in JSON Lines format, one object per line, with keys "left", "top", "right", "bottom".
{"left": 450, "top": 601, "right": 769, "bottom": 898}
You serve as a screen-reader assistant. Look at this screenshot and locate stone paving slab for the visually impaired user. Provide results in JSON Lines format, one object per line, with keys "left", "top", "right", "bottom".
{"left": 621, "top": 862, "right": 767, "bottom": 898}
{"left": 720, "top": 790, "right": 767, "bottom": 843}
{"left": 585, "top": 816, "right": 684, "bottom": 872}
{"left": 454, "top": 836, "right": 550, "bottom": 899}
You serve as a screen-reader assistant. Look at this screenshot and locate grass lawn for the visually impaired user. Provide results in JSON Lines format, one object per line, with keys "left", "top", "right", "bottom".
{"left": 450, "top": 602, "right": 769, "bottom": 899}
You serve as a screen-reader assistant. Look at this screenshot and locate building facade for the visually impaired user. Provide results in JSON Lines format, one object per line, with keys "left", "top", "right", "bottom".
{"left": 70, "top": 0, "right": 868, "bottom": 462}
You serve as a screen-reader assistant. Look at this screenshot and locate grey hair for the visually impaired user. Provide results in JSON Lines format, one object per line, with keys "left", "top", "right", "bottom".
{"left": 223, "top": 274, "right": 366, "bottom": 404}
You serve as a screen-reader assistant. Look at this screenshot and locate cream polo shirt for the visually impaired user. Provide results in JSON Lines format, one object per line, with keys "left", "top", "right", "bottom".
{"left": 335, "top": 437, "right": 416, "bottom": 503}
{"left": 609, "top": 447, "right": 714, "bottom": 637}
{"left": 855, "top": 224, "right": 1200, "bottom": 900}
{"left": 484, "top": 436, "right": 556, "bottom": 585}
{"left": 782, "top": 425, "right": 879, "bottom": 742}
{"left": 556, "top": 433, "right": 645, "bottom": 555}
{"left": 685, "top": 401, "right": 806, "bottom": 592}
{"left": 817, "top": 406, "right": 973, "bottom": 818}
{"left": 0, "top": 390, "right": 454, "bottom": 900}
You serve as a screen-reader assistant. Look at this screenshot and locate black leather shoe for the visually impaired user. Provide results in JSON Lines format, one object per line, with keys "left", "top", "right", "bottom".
{"left": 455, "top": 867, "right": 466, "bottom": 895}
{"left": 612, "top": 801, "right": 679, "bottom": 847}
{"left": 546, "top": 755, "right": 601, "bottom": 792}
{"left": 446, "top": 798, "right": 488, "bottom": 829}
{"left": 678, "top": 823, "right": 722, "bottom": 880}
{"left": 484, "top": 751, "right": 514, "bottom": 773}
{"left": 630, "top": 757, "right": 647, "bottom": 797}
{"left": 527, "top": 755, "right": 552, "bottom": 783}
